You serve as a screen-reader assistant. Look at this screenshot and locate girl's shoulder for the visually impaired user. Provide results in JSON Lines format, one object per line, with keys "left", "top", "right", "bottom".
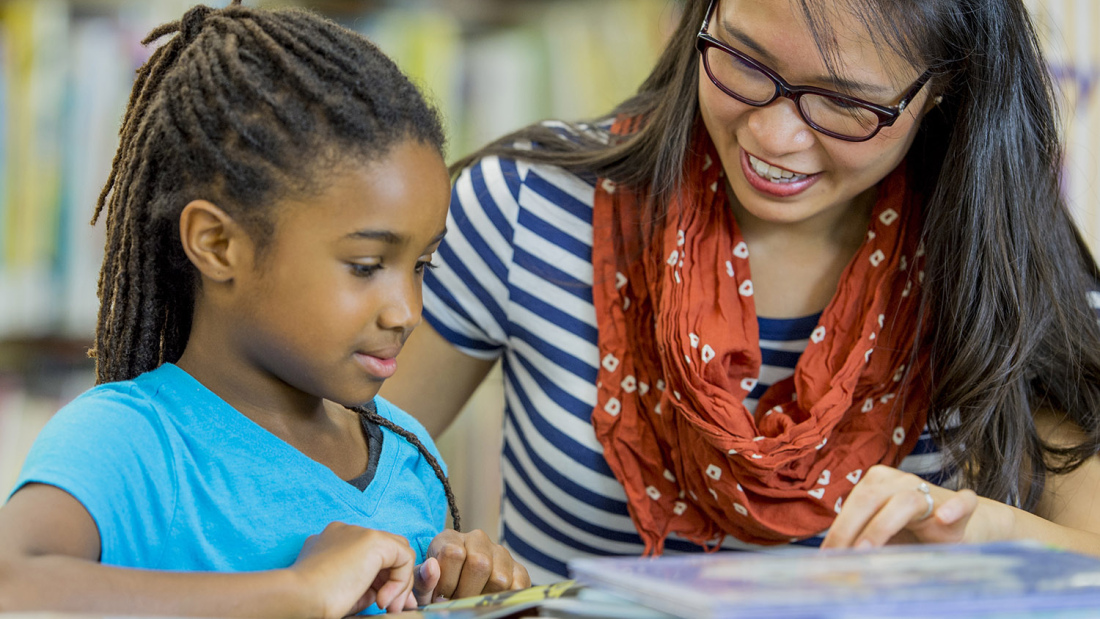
{"left": 60, "top": 367, "right": 168, "bottom": 419}
{"left": 49, "top": 364, "right": 192, "bottom": 441}
{"left": 371, "top": 395, "right": 440, "bottom": 458}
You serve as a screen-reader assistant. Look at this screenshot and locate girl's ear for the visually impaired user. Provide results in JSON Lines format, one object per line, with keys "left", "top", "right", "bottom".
{"left": 178, "top": 200, "right": 250, "bottom": 283}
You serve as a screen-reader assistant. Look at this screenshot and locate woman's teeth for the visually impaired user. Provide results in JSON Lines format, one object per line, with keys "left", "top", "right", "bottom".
{"left": 748, "top": 154, "right": 808, "bottom": 183}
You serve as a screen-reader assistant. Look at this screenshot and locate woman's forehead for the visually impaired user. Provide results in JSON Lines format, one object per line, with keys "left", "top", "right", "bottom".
{"left": 716, "top": 0, "right": 922, "bottom": 90}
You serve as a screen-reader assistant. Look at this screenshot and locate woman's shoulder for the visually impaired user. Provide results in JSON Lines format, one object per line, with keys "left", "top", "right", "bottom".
{"left": 453, "top": 121, "right": 606, "bottom": 226}
{"left": 533, "top": 119, "right": 613, "bottom": 147}
{"left": 457, "top": 120, "right": 609, "bottom": 187}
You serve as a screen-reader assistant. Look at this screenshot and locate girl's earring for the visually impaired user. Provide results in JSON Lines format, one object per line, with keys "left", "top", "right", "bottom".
{"left": 933, "top": 95, "right": 944, "bottom": 106}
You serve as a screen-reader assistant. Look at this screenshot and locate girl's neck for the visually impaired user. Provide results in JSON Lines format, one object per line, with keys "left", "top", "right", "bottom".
{"left": 175, "top": 310, "right": 329, "bottom": 429}
{"left": 175, "top": 334, "right": 371, "bottom": 482}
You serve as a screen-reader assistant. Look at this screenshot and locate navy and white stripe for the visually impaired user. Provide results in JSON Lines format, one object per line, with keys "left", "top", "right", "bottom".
{"left": 424, "top": 143, "right": 948, "bottom": 583}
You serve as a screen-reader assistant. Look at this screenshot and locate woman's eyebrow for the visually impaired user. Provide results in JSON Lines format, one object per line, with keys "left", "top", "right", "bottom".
{"left": 719, "top": 19, "right": 893, "bottom": 98}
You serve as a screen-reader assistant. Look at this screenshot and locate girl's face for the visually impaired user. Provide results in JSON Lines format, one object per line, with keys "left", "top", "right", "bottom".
{"left": 228, "top": 140, "right": 451, "bottom": 407}
{"left": 698, "top": 0, "right": 934, "bottom": 228}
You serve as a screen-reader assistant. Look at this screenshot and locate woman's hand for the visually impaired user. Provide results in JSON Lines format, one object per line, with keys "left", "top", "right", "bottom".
{"left": 289, "top": 522, "right": 419, "bottom": 617}
{"left": 821, "top": 465, "right": 989, "bottom": 549}
{"left": 414, "top": 529, "right": 531, "bottom": 604}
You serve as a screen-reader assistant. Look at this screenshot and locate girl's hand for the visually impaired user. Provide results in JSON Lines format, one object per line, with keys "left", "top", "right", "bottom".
{"left": 821, "top": 465, "right": 984, "bottom": 549}
{"left": 414, "top": 529, "right": 531, "bottom": 604}
{"left": 289, "top": 522, "right": 418, "bottom": 618}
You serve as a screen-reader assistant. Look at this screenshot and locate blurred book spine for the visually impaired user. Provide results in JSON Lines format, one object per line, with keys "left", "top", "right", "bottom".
{"left": 0, "top": 0, "right": 669, "bottom": 342}
{"left": 1, "top": 0, "right": 69, "bottom": 339}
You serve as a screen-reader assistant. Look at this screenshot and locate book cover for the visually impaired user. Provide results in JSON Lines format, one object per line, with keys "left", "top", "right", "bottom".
{"left": 569, "top": 541, "right": 1100, "bottom": 619}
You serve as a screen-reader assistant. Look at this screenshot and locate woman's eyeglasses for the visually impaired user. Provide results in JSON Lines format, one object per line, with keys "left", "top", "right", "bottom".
{"left": 696, "top": 0, "right": 931, "bottom": 142}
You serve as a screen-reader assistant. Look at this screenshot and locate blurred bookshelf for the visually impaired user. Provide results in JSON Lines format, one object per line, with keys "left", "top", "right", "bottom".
{"left": 1, "top": 0, "right": 1098, "bottom": 538}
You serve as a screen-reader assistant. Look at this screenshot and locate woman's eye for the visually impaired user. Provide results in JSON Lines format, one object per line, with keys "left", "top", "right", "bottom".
{"left": 415, "top": 260, "right": 439, "bottom": 275}
{"left": 825, "top": 97, "right": 862, "bottom": 111}
{"left": 350, "top": 263, "right": 383, "bottom": 278}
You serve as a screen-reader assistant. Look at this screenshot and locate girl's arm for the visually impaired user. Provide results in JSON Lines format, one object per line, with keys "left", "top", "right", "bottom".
{"left": 0, "top": 483, "right": 419, "bottom": 617}
{"left": 380, "top": 323, "right": 496, "bottom": 437}
{"left": 821, "top": 412, "right": 1100, "bottom": 554}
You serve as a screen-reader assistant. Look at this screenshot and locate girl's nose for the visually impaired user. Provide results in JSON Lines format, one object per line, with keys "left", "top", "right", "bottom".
{"left": 745, "top": 97, "right": 816, "bottom": 156}
{"left": 379, "top": 277, "right": 421, "bottom": 335}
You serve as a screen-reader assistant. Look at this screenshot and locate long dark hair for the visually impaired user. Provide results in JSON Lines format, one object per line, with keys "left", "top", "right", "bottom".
{"left": 92, "top": 1, "right": 460, "bottom": 529}
{"left": 455, "top": 0, "right": 1100, "bottom": 512}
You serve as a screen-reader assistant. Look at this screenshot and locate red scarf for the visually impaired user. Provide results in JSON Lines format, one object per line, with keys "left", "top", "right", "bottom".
{"left": 591, "top": 123, "right": 929, "bottom": 551}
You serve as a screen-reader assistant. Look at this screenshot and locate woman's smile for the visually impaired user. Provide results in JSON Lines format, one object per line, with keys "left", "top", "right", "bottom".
{"left": 740, "top": 149, "right": 820, "bottom": 197}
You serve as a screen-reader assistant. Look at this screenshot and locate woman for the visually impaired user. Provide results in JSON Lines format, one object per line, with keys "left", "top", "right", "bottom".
{"left": 381, "top": 0, "right": 1100, "bottom": 583}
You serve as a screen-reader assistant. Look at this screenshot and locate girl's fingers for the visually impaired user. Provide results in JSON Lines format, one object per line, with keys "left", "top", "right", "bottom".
{"left": 413, "top": 558, "right": 441, "bottom": 606}
{"left": 425, "top": 530, "right": 527, "bottom": 600}
{"left": 511, "top": 561, "right": 531, "bottom": 590}
{"left": 483, "top": 543, "right": 515, "bottom": 593}
{"left": 371, "top": 538, "right": 417, "bottom": 612}
{"left": 431, "top": 536, "right": 466, "bottom": 600}
{"left": 452, "top": 531, "right": 495, "bottom": 598}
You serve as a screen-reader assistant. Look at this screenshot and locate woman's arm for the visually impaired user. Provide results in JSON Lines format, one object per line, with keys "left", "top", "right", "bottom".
{"left": 0, "top": 484, "right": 419, "bottom": 617}
{"left": 382, "top": 323, "right": 497, "bottom": 437}
{"left": 1013, "top": 411, "right": 1100, "bottom": 552}
{"left": 822, "top": 412, "right": 1100, "bottom": 554}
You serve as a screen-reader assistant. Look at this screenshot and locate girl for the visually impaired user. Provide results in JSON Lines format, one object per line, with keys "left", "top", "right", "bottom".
{"left": 0, "top": 1, "right": 528, "bottom": 615}
{"left": 381, "top": 0, "right": 1100, "bottom": 583}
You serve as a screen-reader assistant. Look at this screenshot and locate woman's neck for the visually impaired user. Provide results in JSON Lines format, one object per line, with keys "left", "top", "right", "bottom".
{"left": 731, "top": 187, "right": 876, "bottom": 318}
{"left": 731, "top": 186, "right": 876, "bottom": 250}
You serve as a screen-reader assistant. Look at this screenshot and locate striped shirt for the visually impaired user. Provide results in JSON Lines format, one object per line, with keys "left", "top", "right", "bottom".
{"left": 423, "top": 144, "right": 949, "bottom": 583}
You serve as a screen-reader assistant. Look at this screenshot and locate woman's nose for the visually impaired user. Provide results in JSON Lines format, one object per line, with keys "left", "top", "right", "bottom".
{"left": 745, "top": 97, "right": 816, "bottom": 156}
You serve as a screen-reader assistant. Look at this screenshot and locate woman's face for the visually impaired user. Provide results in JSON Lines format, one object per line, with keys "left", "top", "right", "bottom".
{"left": 698, "top": 0, "right": 934, "bottom": 228}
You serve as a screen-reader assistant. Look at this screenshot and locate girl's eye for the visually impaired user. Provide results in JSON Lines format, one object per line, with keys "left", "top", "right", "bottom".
{"left": 415, "top": 260, "right": 439, "bottom": 275}
{"left": 350, "top": 263, "right": 383, "bottom": 278}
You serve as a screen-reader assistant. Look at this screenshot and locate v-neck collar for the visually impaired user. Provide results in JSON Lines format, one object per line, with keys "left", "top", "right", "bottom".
{"left": 157, "top": 363, "right": 396, "bottom": 517}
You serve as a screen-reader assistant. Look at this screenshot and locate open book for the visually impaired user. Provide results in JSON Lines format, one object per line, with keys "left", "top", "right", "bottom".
{"left": 568, "top": 541, "right": 1100, "bottom": 619}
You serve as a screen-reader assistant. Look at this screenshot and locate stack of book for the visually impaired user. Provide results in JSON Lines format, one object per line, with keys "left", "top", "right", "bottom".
{"left": 569, "top": 541, "right": 1100, "bottom": 619}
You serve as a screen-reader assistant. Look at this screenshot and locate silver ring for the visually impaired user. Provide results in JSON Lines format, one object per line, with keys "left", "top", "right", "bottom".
{"left": 915, "top": 482, "right": 934, "bottom": 521}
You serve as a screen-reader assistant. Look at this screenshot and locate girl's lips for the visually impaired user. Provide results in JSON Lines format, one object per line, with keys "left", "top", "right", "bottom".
{"left": 739, "top": 149, "right": 821, "bottom": 198}
{"left": 354, "top": 352, "right": 398, "bottom": 380}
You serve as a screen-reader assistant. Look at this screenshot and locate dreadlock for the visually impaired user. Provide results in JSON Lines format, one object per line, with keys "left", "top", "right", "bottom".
{"left": 89, "top": 0, "right": 459, "bottom": 530}
{"left": 352, "top": 405, "right": 461, "bottom": 532}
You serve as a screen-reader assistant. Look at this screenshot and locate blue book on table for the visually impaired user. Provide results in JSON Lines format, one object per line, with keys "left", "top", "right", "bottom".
{"left": 569, "top": 540, "right": 1100, "bottom": 619}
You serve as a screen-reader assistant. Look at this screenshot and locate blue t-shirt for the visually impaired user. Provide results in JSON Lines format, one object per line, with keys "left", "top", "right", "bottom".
{"left": 10, "top": 363, "right": 448, "bottom": 574}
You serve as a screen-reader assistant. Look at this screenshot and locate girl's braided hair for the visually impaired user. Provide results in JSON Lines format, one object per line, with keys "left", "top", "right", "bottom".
{"left": 90, "top": 0, "right": 459, "bottom": 530}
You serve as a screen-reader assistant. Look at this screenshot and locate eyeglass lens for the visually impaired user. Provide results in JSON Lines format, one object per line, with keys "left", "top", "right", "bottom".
{"left": 703, "top": 46, "right": 882, "bottom": 139}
